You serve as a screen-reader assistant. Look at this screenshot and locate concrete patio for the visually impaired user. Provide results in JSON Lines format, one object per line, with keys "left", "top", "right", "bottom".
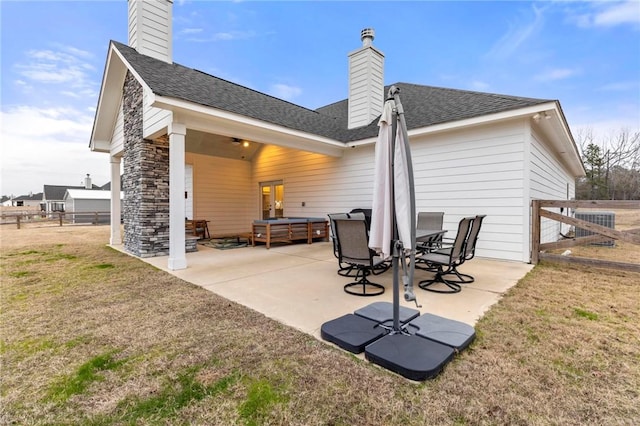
{"left": 133, "top": 240, "right": 534, "bottom": 340}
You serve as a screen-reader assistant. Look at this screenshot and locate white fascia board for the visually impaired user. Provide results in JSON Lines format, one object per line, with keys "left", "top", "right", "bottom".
{"left": 151, "top": 95, "right": 346, "bottom": 157}
{"left": 90, "top": 43, "right": 154, "bottom": 153}
{"left": 90, "top": 46, "right": 124, "bottom": 153}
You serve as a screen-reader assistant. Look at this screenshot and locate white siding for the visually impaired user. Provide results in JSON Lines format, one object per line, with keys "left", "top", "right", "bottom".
{"left": 250, "top": 120, "right": 528, "bottom": 261}
{"left": 186, "top": 152, "right": 253, "bottom": 235}
{"left": 143, "top": 89, "right": 171, "bottom": 138}
{"left": 128, "top": 0, "right": 172, "bottom": 63}
{"left": 252, "top": 145, "right": 375, "bottom": 218}
{"left": 111, "top": 101, "right": 124, "bottom": 155}
{"left": 530, "top": 130, "right": 576, "bottom": 245}
{"left": 348, "top": 46, "right": 384, "bottom": 129}
{"left": 410, "top": 121, "right": 527, "bottom": 262}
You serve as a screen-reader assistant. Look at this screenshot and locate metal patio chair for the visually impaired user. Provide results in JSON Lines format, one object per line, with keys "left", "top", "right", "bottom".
{"left": 334, "top": 218, "right": 388, "bottom": 296}
{"left": 417, "top": 216, "right": 474, "bottom": 294}
{"left": 328, "top": 212, "right": 365, "bottom": 277}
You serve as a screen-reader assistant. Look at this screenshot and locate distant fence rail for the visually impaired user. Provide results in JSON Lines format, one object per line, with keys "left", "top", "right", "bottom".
{"left": 1, "top": 211, "right": 111, "bottom": 228}
{"left": 531, "top": 200, "right": 640, "bottom": 272}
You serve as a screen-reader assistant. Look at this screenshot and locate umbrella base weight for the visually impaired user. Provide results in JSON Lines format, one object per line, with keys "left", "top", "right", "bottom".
{"left": 320, "top": 314, "right": 385, "bottom": 354}
{"left": 406, "top": 313, "right": 476, "bottom": 351}
{"left": 365, "top": 333, "right": 455, "bottom": 381}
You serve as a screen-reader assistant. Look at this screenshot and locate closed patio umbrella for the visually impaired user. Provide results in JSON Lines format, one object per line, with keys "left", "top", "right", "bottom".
{"left": 322, "top": 85, "right": 465, "bottom": 380}
{"left": 369, "top": 85, "right": 418, "bottom": 332}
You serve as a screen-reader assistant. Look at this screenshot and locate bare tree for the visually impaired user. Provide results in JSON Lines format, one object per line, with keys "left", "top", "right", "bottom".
{"left": 575, "top": 128, "right": 640, "bottom": 200}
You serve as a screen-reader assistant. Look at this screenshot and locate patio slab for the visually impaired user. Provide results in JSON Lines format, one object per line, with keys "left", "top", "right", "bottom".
{"left": 123, "top": 241, "right": 533, "bottom": 340}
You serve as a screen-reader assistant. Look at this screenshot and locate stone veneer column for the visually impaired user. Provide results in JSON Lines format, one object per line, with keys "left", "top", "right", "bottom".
{"left": 122, "top": 71, "right": 170, "bottom": 257}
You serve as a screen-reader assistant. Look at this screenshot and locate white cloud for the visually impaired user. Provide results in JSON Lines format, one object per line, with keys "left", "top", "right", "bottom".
{"left": 486, "top": 4, "right": 546, "bottom": 59}
{"left": 270, "top": 83, "right": 302, "bottom": 101}
{"left": 14, "top": 47, "right": 97, "bottom": 97}
{"left": 0, "top": 106, "right": 110, "bottom": 196}
{"left": 179, "top": 28, "right": 203, "bottom": 35}
{"left": 470, "top": 80, "right": 490, "bottom": 91}
{"left": 598, "top": 81, "right": 639, "bottom": 91}
{"left": 567, "top": 1, "right": 640, "bottom": 28}
{"left": 593, "top": 1, "right": 640, "bottom": 27}
{"left": 535, "top": 67, "right": 580, "bottom": 82}
{"left": 186, "top": 30, "right": 257, "bottom": 42}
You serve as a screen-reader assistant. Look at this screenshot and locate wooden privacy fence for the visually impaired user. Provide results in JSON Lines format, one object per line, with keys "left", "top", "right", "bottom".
{"left": 531, "top": 200, "right": 640, "bottom": 272}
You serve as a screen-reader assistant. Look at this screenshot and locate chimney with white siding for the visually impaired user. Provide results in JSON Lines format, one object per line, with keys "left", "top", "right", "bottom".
{"left": 128, "top": 0, "right": 173, "bottom": 63}
{"left": 84, "top": 174, "right": 92, "bottom": 189}
{"left": 348, "top": 28, "right": 384, "bottom": 129}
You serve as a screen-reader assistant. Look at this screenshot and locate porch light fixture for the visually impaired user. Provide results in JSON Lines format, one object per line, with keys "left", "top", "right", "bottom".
{"left": 532, "top": 112, "right": 551, "bottom": 122}
{"left": 232, "top": 138, "right": 250, "bottom": 148}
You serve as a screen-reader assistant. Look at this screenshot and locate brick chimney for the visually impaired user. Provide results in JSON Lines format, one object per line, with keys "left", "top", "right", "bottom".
{"left": 128, "top": 0, "right": 173, "bottom": 63}
{"left": 348, "top": 28, "right": 384, "bottom": 129}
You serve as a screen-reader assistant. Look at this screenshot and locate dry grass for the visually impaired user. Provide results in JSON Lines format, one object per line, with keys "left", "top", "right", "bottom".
{"left": 1, "top": 224, "right": 639, "bottom": 425}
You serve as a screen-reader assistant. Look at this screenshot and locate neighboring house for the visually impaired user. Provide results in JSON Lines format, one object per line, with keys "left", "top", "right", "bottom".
{"left": 43, "top": 175, "right": 100, "bottom": 213}
{"left": 5, "top": 193, "right": 44, "bottom": 209}
{"left": 90, "top": 0, "right": 585, "bottom": 270}
{"left": 64, "top": 189, "right": 123, "bottom": 224}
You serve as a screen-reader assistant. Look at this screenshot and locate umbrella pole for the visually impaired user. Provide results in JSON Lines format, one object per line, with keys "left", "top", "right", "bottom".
{"left": 391, "top": 86, "right": 418, "bottom": 307}
{"left": 390, "top": 100, "right": 401, "bottom": 333}
{"left": 388, "top": 86, "right": 419, "bottom": 334}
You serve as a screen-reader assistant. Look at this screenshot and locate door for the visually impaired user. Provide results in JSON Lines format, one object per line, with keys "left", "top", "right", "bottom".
{"left": 260, "top": 181, "right": 284, "bottom": 219}
{"left": 185, "top": 164, "right": 193, "bottom": 219}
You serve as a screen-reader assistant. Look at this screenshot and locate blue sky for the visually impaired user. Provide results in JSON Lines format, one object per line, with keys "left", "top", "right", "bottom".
{"left": 1, "top": 0, "right": 639, "bottom": 197}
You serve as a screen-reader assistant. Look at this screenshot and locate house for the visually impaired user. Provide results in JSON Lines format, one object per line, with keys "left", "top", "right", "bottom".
{"left": 90, "top": 0, "right": 584, "bottom": 270}
{"left": 63, "top": 189, "right": 123, "bottom": 224}
{"left": 43, "top": 174, "right": 101, "bottom": 213}
{"left": 4, "top": 193, "right": 44, "bottom": 209}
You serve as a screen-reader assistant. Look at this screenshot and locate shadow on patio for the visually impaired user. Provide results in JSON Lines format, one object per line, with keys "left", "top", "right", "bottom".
{"left": 134, "top": 241, "right": 533, "bottom": 339}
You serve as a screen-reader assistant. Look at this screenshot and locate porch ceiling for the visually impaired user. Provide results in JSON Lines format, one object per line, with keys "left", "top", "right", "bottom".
{"left": 186, "top": 129, "right": 262, "bottom": 161}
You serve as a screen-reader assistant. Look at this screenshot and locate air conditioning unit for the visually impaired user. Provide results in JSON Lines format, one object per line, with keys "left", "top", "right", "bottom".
{"left": 574, "top": 211, "right": 615, "bottom": 247}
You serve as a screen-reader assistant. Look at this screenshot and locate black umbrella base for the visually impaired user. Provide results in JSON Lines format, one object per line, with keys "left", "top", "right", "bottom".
{"left": 365, "top": 333, "right": 455, "bottom": 381}
{"left": 354, "top": 301, "right": 420, "bottom": 327}
{"left": 406, "top": 313, "right": 476, "bottom": 351}
{"left": 320, "top": 314, "right": 385, "bottom": 354}
{"left": 321, "top": 303, "right": 475, "bottom": 380}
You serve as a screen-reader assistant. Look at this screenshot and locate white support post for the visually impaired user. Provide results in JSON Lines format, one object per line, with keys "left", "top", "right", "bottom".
{"left": 109, "top": 155, "right": 122, "bottom": 245}
{"left": 168, "top": 122, "right": 187, "bottom": 270}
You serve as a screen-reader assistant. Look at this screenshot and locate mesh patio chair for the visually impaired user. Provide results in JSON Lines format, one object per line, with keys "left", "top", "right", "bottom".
{"left": 334, "top": 218, "right": 388, "bottom": 296}
{"left": 415, "top": 211, "right": 445, "bottom": 271}
{"left": 432, "top": 214, "right": 486, "bottom": 284}
{"left": 417, "top": 217, "right": 474, "bottom": 294}
{"left": 328, "top": 212, "right": 365, "bottom": 277}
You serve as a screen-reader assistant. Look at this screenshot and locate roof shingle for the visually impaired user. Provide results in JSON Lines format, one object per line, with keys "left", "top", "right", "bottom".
{"left": 113, "top": 41, "right": 552, "bottom": 143}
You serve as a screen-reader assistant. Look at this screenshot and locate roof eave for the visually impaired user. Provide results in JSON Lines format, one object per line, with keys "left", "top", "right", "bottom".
{"left": 152, "top": 94, "right": 347, "bottom": 157}
{"left": 90, "top": 43, "right": 127, "bottom": 153}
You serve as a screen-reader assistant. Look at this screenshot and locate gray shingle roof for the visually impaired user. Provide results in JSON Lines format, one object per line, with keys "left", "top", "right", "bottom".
{"left": 113, "top": 41, "right": 552, "bottom": 143}
{"left": 44, "top": 185, "right": 99, "bottom": 201}
{"left": 14, "top": 192, "right": 43, "bottom": 201}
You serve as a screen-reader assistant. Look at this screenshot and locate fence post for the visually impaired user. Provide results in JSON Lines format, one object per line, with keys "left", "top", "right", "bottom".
{"left": 59, "top": 212, "right": 63, "bottom": 226}
{"left": 17, "top": 215, "right": 21, "bottom": 229}
{"left": 531, "top": 200, "right": 540, "bottom": 264}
